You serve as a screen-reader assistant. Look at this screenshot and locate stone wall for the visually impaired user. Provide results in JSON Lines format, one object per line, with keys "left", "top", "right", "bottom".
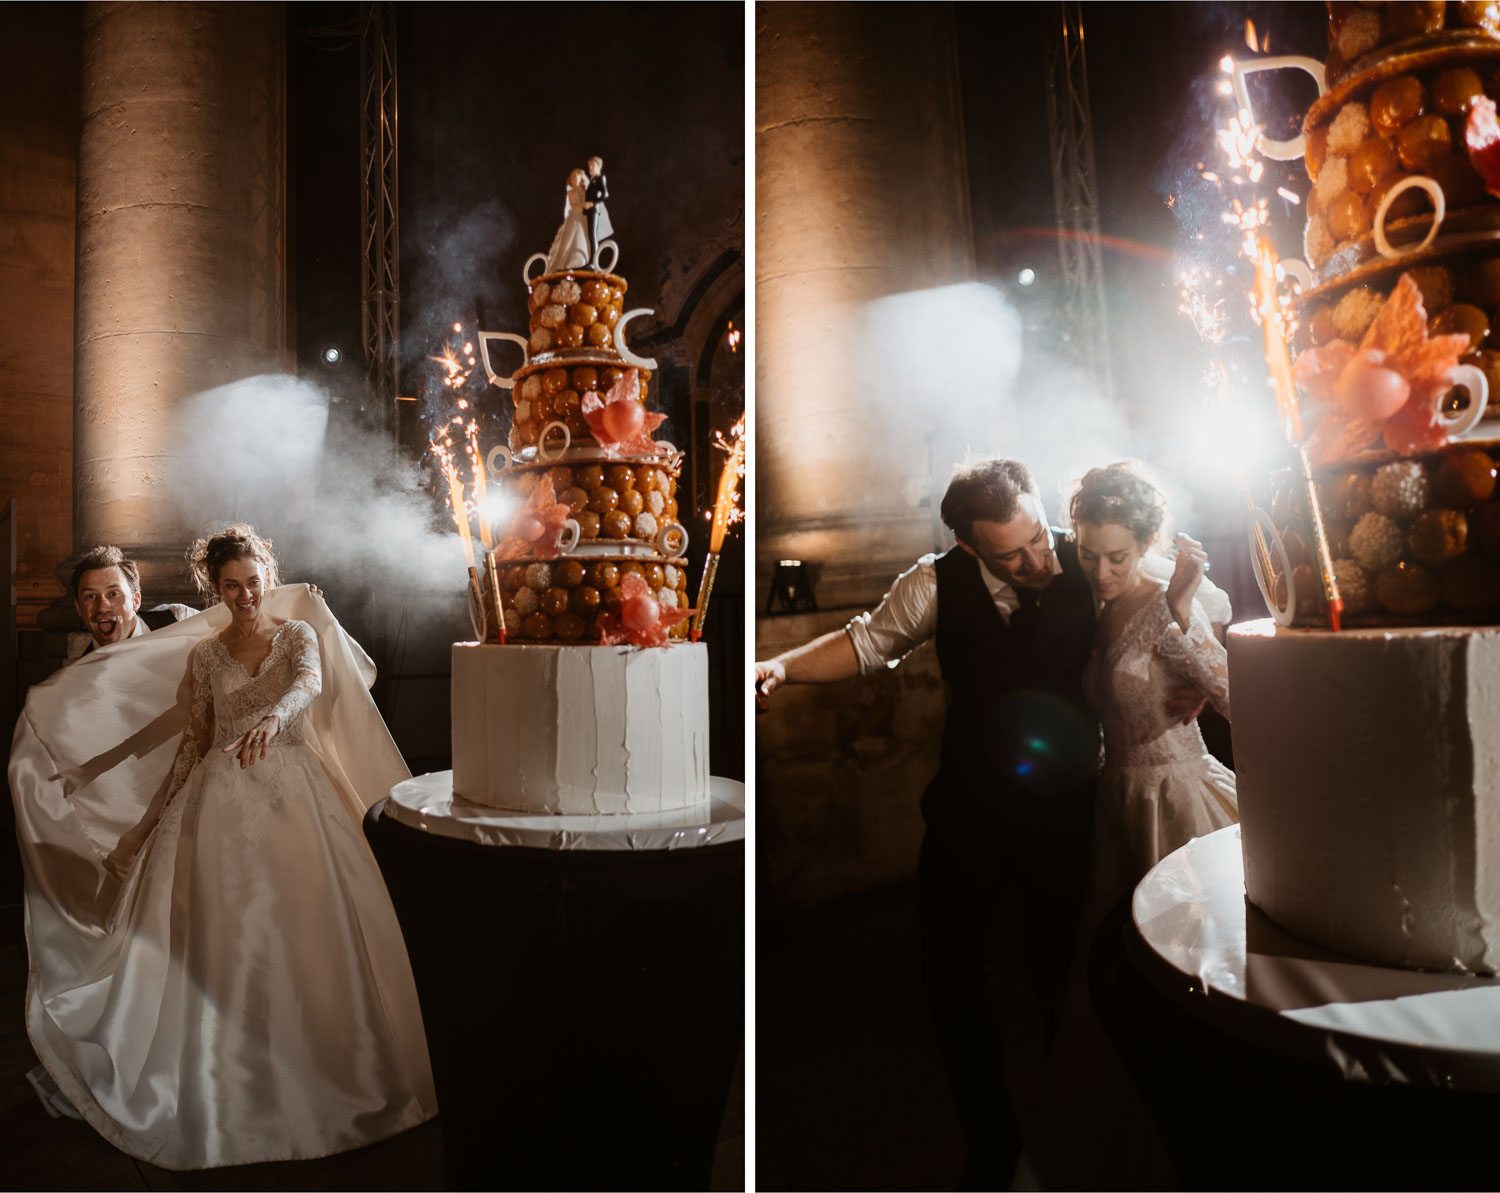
{"left": 756, "top": 609, "right": 945, "bottom": 910}
{"left": 0, "top": 8, "right": 80, "bottom": 627}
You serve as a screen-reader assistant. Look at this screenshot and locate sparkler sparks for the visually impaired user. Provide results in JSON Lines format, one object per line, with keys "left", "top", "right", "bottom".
{"left": 705, "top": 415, "right": 747, "bottom": 553}
{"left": 430, "top": 428, "right": 476, "bottom": 567}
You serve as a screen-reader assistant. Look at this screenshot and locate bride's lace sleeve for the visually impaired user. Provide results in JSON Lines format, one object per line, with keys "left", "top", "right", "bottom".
{"left": 1157, "top": 599, "right": 1231, "bottom": 721}
{"left": 265, "top": 620, "right": 322, "bottom": 729}
{"left": 166, "top": 642, "right": 214, "bottom": 800}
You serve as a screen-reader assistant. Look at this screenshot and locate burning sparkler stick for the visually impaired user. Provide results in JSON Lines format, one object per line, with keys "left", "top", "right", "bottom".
{"left": 485, "top": 548, "right": 505, "bottom": 645}
{"left": 1252, "top": 238, "right": 1342, "bottom": 629}
{"left": 691, "top": 416, "right": 746, "bottom": 642}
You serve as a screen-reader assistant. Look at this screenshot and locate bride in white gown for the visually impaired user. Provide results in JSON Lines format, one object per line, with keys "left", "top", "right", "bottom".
{"left": 1069, "top": 463, "right": 1238, "bottom": 905}
{"left": 10, "top": 527, "right": 435, "bottom": 1170}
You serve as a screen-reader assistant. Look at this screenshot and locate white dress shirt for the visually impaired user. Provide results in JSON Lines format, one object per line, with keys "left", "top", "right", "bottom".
{"left": 844, "top": 547, "right": 1230, "bottom": 676}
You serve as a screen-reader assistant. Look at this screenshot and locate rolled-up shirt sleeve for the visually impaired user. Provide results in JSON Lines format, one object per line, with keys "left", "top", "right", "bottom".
{"left": 844, "top": 554, "right": 941, "bottom": 674}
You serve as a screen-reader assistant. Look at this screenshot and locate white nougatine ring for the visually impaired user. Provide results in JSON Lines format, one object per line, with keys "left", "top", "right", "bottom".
{"left": 523, "top": 253, "right": 548, "bottom": 285}
{"left": 1249, "top": 505, "right": 1297, "bottom": 627}
{"left": 558, "top": 518, "right": 581, "bottom": 554}
{"left": 1373, "top": 175, "right": 1445, "bottom": 258}
{"left": 537, "top": 421, "right": 572, "bottom": 461}
{"left": 486, "top": 444, "right": 513, "bottom": 477}
{"left": 1278, "top": 259, "right": 1313, "bottom": 294}
{"left": 595, "top": 241, "right": 619, "bottom": 274}
{"left": 1231, "top": 56, "right": 1327, "bottom": 161}
{"left": 1443, "top": 362, "right": 1490, "bottom": 438}
{"left": 656, "top": 520, "right": 689, "bottom": 558}
{"left": 614, "top": 308, "right": 660, "bottom": 369}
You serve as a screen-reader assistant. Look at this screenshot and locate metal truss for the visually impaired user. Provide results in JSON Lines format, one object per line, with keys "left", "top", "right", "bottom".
{"left": 1042, "top": 2, "right": 1114, "bottom": 398}
{"left": 360, "top": 1, "right": 400, "bottom": 431}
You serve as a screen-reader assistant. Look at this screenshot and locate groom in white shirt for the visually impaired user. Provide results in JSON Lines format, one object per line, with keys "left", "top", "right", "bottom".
{"left": 756, "top": 456, "right": 1221, "bottom": 1189}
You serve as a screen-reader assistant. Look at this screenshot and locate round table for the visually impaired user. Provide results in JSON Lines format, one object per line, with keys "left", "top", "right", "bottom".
{"left": 364, "top": 773, "right": 744, "bottom": 1192}
{"left": 1090, "top": 825, "right": 1500, "bottom": 1189}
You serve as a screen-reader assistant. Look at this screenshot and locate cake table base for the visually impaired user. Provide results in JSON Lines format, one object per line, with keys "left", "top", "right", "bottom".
{"left": 364, "top": 774, "right": 744, "bottom": 1191}
{"left": 1094, "top": 824, "right": 1500, "bottom": 1189}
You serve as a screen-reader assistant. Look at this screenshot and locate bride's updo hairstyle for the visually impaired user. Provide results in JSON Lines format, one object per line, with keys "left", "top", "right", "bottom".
{"left": 1069, "top": 462, "right": 1168, "bottom": 549}
{"left": 188, "top": 524, "right": 281, "bottom": 599}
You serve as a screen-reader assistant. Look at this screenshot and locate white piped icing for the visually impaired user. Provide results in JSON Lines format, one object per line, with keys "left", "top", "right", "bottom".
{"left": 1230, "top": 619, "right": 1500, "bottom": 974}
{"left": 451, "top": 642, "right": 709, "bottom": 815}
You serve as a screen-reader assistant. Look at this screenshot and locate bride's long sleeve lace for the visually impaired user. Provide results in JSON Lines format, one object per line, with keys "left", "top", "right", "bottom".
{"left": 1158, "top": 598, "right": 1231, "bottom": 720}
{"left": 264, "top": 621, "right": 322, "bottom": 730}
{"left": 165, "top": 643, "right": 213, "bottom": 800}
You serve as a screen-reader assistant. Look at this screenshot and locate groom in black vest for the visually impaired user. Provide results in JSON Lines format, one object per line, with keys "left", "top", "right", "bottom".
{"left": 756, "top": 457, "right": 1100, "bottom": 1188}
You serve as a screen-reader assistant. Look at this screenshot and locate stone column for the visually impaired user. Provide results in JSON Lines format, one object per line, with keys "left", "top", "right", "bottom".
{"left": 74, "top": 1, "right": 286, "bottom": 597}
{"left": 756, "top": 3, "right": 975, "bottom": 909}
{"left": 756, "top": 2, "right": 973, "bottom": 612}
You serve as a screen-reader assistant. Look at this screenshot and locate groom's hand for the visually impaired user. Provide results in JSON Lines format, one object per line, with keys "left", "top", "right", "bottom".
{"left": 1165, "top": 685, "right": 1208, "bottom": 725}
{"left": 754, "top": 660, "right": 786, "bottom": 709}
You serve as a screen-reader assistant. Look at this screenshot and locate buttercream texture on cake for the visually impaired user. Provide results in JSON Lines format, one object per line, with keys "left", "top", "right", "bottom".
{"left": 1229, "top": 618, "right": 1500, "bottom": 973}
{"left": 450, "top": 642, "right": 710, "bottom": 815}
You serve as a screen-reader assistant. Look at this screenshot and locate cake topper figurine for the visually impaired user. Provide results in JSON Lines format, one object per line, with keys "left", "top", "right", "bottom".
{"left": 543, "top": 158, "right": 617, "bottom": 275}
{"left": 545, "top": 169, "right": 591, "bottom": 273}
{"left": 584, "top": 155, "right": 612, "bottom": 270}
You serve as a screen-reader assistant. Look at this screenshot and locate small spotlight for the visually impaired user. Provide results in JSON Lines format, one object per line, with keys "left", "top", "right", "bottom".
{"left": 321, "top": 346, "right": 343, "bottom": 367}
{"left": 1017, "top": 268, "right": 1036, "bottom": 287}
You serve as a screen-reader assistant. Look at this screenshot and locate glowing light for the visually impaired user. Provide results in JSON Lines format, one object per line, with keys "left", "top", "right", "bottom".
{"left": 320, "top": 346, "right": 342, "bottom": 366}
{"left": 464, "top": 420, "right": 493, "bottom": 552}
{"left": 1255, "top": 237, "right": 1302, "bottom": 441}
{"left": 1017, "top": 267, "right": 1036, "bottom": 286}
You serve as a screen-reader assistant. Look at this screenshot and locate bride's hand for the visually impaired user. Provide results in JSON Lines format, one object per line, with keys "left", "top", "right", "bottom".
{"left": 1166, "top": 534, "right": 1209, "bottom": 631}
{"left": 224, "top": 715, "right": 281, "bottom": 769}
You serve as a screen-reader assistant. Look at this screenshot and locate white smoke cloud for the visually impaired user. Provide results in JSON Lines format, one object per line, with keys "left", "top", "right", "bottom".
{"left": 170, "top": 374, "right": 470, "bottom": 617}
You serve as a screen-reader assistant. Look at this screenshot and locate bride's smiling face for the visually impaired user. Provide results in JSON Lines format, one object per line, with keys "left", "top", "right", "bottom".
{"left": 1076, "top": 521, "right": 1148, "bottom": 604}
{"left": 216, "top": 558, "right": 267, "bottom": 624}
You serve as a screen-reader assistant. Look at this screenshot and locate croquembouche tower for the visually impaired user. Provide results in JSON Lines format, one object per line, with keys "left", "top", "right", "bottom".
{"left": 475, "top": 166, "right": 695, "bottom": 647}
{"left": 1249, "top": 1, "right": 1500, "bottom": 626}
{"left": 1229, "top": 3, "right": 1500, "bottom": 977}
{"left": 451, "top": 162, "right": 714, "bottom": 817}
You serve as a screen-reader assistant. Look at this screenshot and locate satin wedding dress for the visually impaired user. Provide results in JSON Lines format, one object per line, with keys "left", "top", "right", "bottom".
{"left": 10, "top": 587, "right": 435, "bottom": 1170}
{"left": 1083, "top": 592, "right": 1238, "bottom": 905}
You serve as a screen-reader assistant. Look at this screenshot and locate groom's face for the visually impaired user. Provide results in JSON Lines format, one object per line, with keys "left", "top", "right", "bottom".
{"left": 75, "top": 566, "right": 143, "bottom": 647}
{"left": 959, "top": 494, "right": 1055, "bottom": 590}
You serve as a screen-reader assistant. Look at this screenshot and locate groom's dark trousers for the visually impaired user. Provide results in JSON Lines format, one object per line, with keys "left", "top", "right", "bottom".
{"left": 919, "top": 540, "right": 1099, "bottom": 1180}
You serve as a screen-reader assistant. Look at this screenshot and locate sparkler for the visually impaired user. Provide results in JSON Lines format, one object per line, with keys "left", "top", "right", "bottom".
{"left": 1176, "top": 53, "right": 1344, "bottom": 630}
{"left": 431, "top": 431, "right": 476, "bottom": 568}
{"left": 1253, "top": 238, "right": 1303, "bottom": 443}
{"left": 690, "top": 415, "right": 746, "bottom": 642}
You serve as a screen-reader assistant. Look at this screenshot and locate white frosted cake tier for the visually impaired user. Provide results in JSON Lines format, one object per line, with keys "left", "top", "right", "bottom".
{"left": 451, "top": 641, "right": 709, "bottom": 815}
{"left": 1229, "top": 619, "right": 1500, "bottom": 974}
